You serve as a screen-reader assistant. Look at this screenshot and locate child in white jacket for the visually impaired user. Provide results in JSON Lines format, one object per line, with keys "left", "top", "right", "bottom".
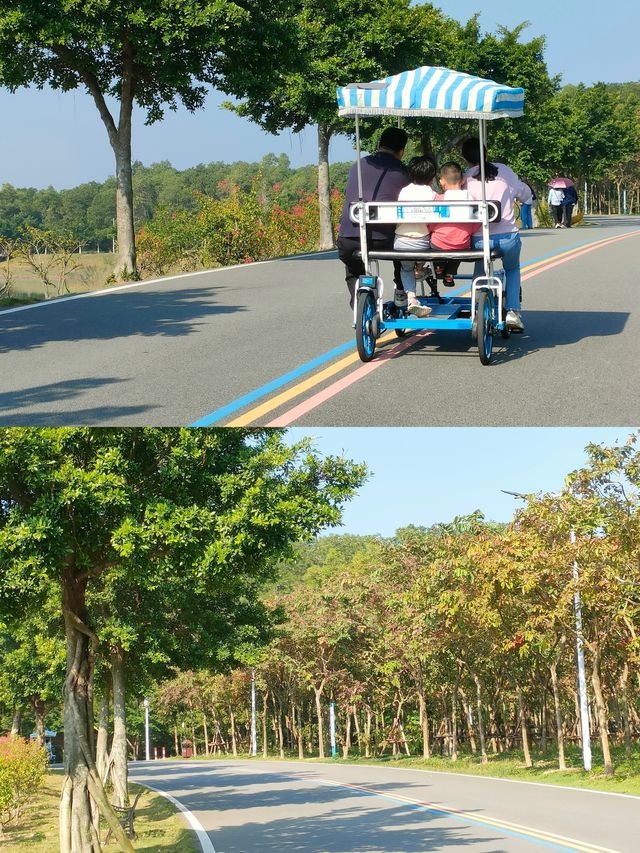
{"left": 393, "top": 156, "right": 437, "bottom": 317}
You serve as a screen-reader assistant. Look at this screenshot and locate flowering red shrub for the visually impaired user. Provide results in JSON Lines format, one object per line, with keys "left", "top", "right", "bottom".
{"left": 136, "top": 177, "right": 345, "bottom": 276}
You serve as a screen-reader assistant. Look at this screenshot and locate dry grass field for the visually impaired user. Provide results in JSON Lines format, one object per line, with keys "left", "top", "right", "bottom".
{"left": 0, "top": 252, "right": 120, "bottom": 306}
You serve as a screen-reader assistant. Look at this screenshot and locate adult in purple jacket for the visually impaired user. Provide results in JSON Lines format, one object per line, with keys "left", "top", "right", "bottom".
{"left": 337, "top": 127, "right": 409, "bottom": 309}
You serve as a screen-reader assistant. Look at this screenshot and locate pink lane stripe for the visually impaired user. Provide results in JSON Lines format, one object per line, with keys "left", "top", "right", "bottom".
{"left": 268, "top": 228, "right": 640, "bottom": 426}
{"left": 267, "top": 331, "right": 431, "bottom": 426}
{"left": 522, "top": 230, "right": 640, "bottom": 281}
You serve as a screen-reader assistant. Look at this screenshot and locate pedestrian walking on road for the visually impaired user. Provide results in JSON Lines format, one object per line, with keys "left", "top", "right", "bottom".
{"left": 519, "top": 179, "right": 536, "bottom": 229}
{"left": 562, "top": 182, "right": 578, "bottom": 227}
{"left": 548, "top": 184, "right": 565, "bottom": 228}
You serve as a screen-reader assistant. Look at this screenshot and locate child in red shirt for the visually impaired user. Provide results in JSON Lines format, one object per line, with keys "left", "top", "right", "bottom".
{"left": 429, "top": 162, "right": 478, "bottom": 286}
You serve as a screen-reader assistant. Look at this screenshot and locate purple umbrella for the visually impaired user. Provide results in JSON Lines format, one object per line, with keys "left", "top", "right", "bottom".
{"left": 548, "top": 177, "right": 575, "bottom": 188}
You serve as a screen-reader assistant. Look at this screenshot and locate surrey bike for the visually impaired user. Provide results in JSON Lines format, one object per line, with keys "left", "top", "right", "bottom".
{"left": 336, "top": 65, "right": 525, "bottom": 365}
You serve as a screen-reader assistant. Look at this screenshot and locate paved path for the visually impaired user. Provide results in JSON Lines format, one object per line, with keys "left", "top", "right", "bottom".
{"left": 130, "top": 758, "right": 640, "bottom": 852}
{"left": 1, "top": 217, "right": 639, "bottom": 426}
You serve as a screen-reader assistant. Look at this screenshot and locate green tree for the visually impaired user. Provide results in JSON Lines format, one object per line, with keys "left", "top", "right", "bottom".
{"left": 222, "top": 0, "right": 448, "bottom": 248}
{"left": 0, "top": 427, "right": 365, "bottom": 852}
{"left": 0, "top": 0, "right": 293, "bottom": 279}
{"left": 0, "top": 595, "right": 65, "bottom": 747}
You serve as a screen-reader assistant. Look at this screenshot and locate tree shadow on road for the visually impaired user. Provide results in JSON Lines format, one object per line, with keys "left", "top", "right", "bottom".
{"left": 0, "top": 377, "right": 157, "bottom": 424}
{"left": 0, "top": 285, "right": 244, "bottom": 354}
{"left": 131, "top": 764, "right": 505, "bottom": 852}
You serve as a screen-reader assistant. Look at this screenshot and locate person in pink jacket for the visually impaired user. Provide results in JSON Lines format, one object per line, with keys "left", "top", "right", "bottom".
{"left": 461, "top": 137, "right": 533, "bottom": 333}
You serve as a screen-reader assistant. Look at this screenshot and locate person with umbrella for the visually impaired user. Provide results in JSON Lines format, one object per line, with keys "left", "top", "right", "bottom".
{"left": 561, "top": 180, "right": 578, "bottom": 227}
{"left": 548, "top": 176, "right": 566, "bottom": 228}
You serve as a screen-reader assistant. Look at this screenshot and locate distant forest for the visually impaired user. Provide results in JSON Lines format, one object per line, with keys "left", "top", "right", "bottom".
{"left": 2, "top": 77, "right": 639, "bottom": 253}
{"left": 0, "top": 154, "right": 352, "bottom": 251}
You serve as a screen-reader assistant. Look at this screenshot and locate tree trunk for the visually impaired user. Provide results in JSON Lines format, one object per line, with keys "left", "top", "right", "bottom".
{"left": 488, "top": 703, "right": 500, "bottom": 753}
{"left": 229, "top": 709, "right": 238, "bottom": 757}
{"left": 317, "top": 124, "right": 334, "bottom": 250}
{"left": 472, "top": 673, "right": 488, "bottom": 764}
{"left": 343, "top": 707, "right": 352, "bottom": 759}
{"left": 451, "top": 679, "right": 459, "bottom": 761}
{"left": 109, "top": 647, "right": 129, "bottom": 808}
{"left": 416, "top": 688, "right": 431, "bottom": 759}
{"left": 419, "top": 129, "right": 435, "bottom": 158}
{"left": 272, "top": 695, "right": 285, "bottom": 759}
{"left": 540, "top": 690, "right": 547, "bottom": 753}
{"left": 10, "top": 707, "right": 23, "bottom": 736}
{"left": 296, "top": 705, "right": 304, "bottom": 759}
{"left": 460, "top": 689, "right": 477, "bottom": 754}
{"left": 60, "top": 575, "right": 134, "bottom": 853}
{"left": 591, "top": 647, "right": 614, "bottom": 775}
{"left": 95, "top": 686, "right": 110, "bottom": 783}
{"left": 262, "top": 692, "right": 269, "bottom": 758}
{"left": 173, "top": 721, "right": 179, "bottom": 757}
{"left": 550, "top": 661, "right": 566, "bottom": 770}
{"left": 82, "top": 43, "right": 137, "bottom": 278}
{"left": 203, "top": 714, "right": 209, "bottom": 756}
{"left": 191, "top": 723, "right": 198, "bottom": 756}
{"left": 313, "top": 684, "right": 325, "bottom": 759}
{"left": 517, "top": 687, "right": 532, "bottom": 767}
{"left": 619, "top": 663, "right": 632, "bottom": 761}
{"left": 32, "top": 697, "right": 46, "bottom": 747}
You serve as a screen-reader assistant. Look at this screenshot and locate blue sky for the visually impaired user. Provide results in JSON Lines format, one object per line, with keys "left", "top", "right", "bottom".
{"left": 285, "top": 428, "right": 637, "bottom": 537}
{"left": 0, "top": 0, "right": 637, "bottom": 190}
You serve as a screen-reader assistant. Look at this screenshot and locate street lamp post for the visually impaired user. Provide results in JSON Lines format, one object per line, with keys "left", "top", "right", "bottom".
{"left": 501, "top": 489, "right": 592, "bottom": 771}
{"left": 250, "top": 668, "right": 257, "bottom": 757}
{"left": 569, "top": 528, "right": 592, "bottom": 770}
{"left": 329, "top": 702, "right": 337, "bottom": 757}
{"left": 143, "top": 698, "right": 150, "bottom": 761}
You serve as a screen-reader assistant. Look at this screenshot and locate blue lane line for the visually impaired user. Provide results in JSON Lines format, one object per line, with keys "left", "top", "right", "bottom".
{"left": 315, "top": 779, "right": 585, "bottom": 852}
{"left": 522, "top": 231, "right": 630, "bottom": 266}
{"left": 190, "top": 231, "right": 632, "bottom": 427}
{"left": 190, "top": 340, "right": 356, "bottom": 426}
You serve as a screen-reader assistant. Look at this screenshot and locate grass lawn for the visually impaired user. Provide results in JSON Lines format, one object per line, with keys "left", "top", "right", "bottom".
{"left": 0, "top": 771, "right": 200, "bottom": 852}
{"left": 187, "top": 743, "right": 640, "bottom": 796}
{"left": 334, "top": 746, "right": 640, "bottom": 796}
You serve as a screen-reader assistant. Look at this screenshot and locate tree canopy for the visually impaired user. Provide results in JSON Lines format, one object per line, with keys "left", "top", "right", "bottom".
{"left": 0, "top": 427, "right": 366, "bottom": 852}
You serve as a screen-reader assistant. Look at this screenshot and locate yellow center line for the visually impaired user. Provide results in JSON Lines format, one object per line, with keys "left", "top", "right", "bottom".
{"left": 227, "top": 332, "right": 398, "bottom": 425}
{"left": 316, "top": 777, "right": 620, "bottom": 853}
{"left": 227, "top": 232, "right": 638, "bottom": 426}
{"left": 523, "top": 230, "right": 638, "bottom": 271}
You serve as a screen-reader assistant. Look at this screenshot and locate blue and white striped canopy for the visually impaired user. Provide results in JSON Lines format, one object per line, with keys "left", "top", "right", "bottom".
{"left": 337, "top": 66, "right": 524, "bottom": 120}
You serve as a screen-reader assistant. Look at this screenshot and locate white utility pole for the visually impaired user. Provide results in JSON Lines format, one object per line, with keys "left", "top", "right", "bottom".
{"left": 143, "top": 698, "right": 150, "bottom": 761}
{"left": 502, "top": 489, "right": 592, "bottom": 771}
{"left": 569, "top": 528, "right": 592, "bottom": 771}
{"left": 250, "top": 668, "right": 257, "bottom": 757}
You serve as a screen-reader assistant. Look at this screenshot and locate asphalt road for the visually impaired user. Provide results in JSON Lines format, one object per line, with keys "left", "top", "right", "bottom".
{"left": 129, "top": 758, "right": 640, "bottom": 852}
{"left": 1, "top": 216, "right": 639, "bottom": 426}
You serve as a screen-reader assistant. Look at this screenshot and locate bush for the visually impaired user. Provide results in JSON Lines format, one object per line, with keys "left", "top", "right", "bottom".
{"left": 136, "top": 177, "right": 345, "bottom": 276}
{"left": 0, "top": 736, "right": 48, "bottom": 833}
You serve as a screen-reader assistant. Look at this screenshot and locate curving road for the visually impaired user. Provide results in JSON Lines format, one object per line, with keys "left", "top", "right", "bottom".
{"left": 129, "top": 758, "right": 639, "bottom": 852}
{"left": 1, "top": 216, "right": 639, "bottom": 426}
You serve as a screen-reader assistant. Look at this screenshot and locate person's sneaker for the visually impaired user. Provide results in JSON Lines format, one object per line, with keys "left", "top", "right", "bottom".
{"left": 505, "top": 309, "right": 524, "bottom": 332}
{"left": 394, "top": 289, "right": 408, "bottom": 309}
{"left": 408, "top": 300, "right": 432, "bottom": 318}
{"left": 554, "top": 223, "right": 561, "bottom": 229}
